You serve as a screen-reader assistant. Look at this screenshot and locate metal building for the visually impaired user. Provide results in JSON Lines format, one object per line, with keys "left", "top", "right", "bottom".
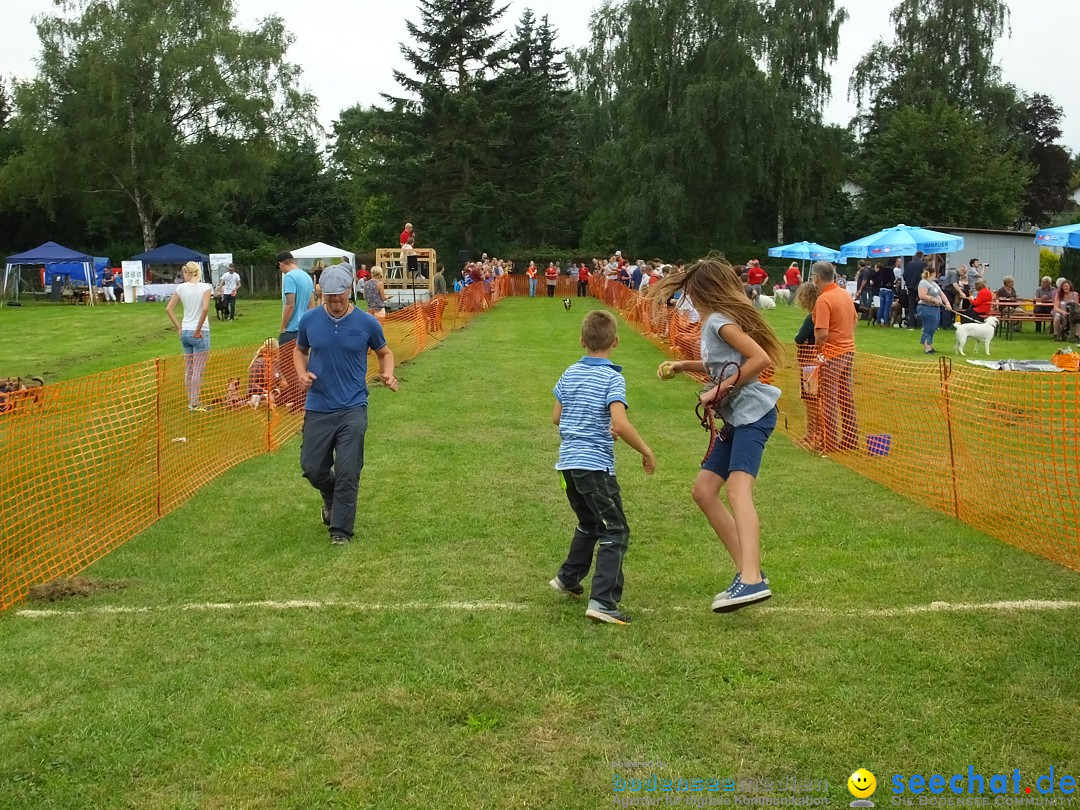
{"left": 936, "top": 227, "right": 1043, "bottom": 295}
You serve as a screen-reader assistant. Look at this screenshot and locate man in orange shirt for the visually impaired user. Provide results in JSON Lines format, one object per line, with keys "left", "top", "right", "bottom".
{"left": 526, "top": 262, "right": 538, "bottom": 297}
{"left": 812, "top": 261, "right": 858, "bottom": 452}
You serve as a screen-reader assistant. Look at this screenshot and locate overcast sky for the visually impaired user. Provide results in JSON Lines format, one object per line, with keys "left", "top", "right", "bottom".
{"left": 1, "top": 0, "right": 1078, "bottom": 150}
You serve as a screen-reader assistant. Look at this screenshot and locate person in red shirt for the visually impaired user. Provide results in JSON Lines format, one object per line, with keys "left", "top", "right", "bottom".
{"left": 577, "top": 263, "right": 590, "bottom": 297}
{"left": 746, "top": 259, "right": 768, "bottom": 290}
{"left": 784, "top": 263, "right": 801, "bottom": 289}
{"left": 399, "top": 222, "right": 414, "bottom": 247}
{"left": 967, "top": 280, "right": 993, "bottom": 322}
{"left": 353, "top": 263, "right": 369, "bottom": 299}
{"left": 545, "top": 262, "right": 559, "bottom": 298}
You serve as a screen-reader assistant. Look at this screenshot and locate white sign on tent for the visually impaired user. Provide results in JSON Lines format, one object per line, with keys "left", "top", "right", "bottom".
{"left": 209, "top": 253, "right": 233, "bottom": 289}
{"left": 121, "top": 261, "right": 144, "bottom": 304}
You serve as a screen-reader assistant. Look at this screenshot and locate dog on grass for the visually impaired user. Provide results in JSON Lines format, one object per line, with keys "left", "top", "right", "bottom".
{"left": 1062, "top": 301, "right": 1080, "bottom": 342}
{"left": 214, "top": 293, "right": 229, "bottom": 320}
{"left": 563, "top": 298, "right": 572, "bottom": 311}
{"left": 890, "top": 299, "right": 904, "bottom": 327}
{"left": 757, "top": 294, "right": 776, "bottom": 310}
{"left": 955, "top": 316, "right": 999, "bottom": 356}
{"left": 773, "top": 288, "right": 792, "bottom": 305}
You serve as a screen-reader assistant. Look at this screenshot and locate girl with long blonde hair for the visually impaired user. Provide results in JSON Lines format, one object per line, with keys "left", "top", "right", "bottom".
{"left": 648, "top": 255, "right": 784, "bottom": 612}
{"left": 165, "top": 261, "right": 213, "bottom": 412}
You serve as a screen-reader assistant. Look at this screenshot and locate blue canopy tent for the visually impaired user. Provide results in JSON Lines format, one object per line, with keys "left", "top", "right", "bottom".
{"left": 1034, "top": 223, "right": 1080, "bottom": 250}
{"left": 46, "top": 257, "right": 111, "bottom": 287}
{"left": 3, "top": 242, "right": 97, "bottom": 304}
{"left": 768, "top": 241, "right": 844, "bottom": 263}
{"left": 768, "top": 241, "right": 844, "bottom": 284}
{"left": 130, "top": 243, "right": 210, "bottom": 283}
{"left": 841, "top": 224, "right": 964, "bottom": 260}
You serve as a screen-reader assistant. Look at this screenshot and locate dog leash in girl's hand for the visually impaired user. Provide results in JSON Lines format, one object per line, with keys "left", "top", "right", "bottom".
{"left": 697, "top": 362, "right": 741, "bottom": 465}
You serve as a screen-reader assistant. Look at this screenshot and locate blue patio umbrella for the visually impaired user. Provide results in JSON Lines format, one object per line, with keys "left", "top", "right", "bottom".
{"left": 841, "top": 224, "right": 964, "bottom": 260}
{"left": 1034, "top": 223, "right": 1080, "bottom": 249}
{"left": 767, "top": 241, "right": 843, "bottom": 263}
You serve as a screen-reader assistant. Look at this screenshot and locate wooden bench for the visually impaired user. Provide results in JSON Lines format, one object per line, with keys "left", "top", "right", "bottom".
{"left": 991, "top": 299, "right": 1053, "bottom": 339}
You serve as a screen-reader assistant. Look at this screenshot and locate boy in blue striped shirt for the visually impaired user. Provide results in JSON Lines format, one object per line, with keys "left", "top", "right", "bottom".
{"left": 550, "top": 310, "right": 656, "bottom": 625}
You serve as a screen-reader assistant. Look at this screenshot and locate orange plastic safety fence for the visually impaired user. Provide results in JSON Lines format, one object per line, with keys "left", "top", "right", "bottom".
{"left": 505, "top": 273, "right": 576, "bottom": 299}
{"left": 587, "top": 277, "right": 1080, "bottom": 572}
{"left": 0, "top": 293, "right": 490, "bottom": 610}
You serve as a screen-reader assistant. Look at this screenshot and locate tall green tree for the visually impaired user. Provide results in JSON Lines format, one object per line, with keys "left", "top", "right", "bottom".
{"left": 2, "top": 0, "right": 314, "bottom": 250}
{"left": 0, "top": 80, "right": 11, "bottom": 131}
{"left": 855, "top": 101, "right": 1029, "bottom": 229}
{"left": 250, "top": 138, "right": 352, "bottom": 245}
{"left": 760, "top": 0, "right": 848, "bottom": 242}
{"left": 851, "top": 0, "right": 1011, "bottom": 121}
{"left": 850, "top": 0, "right": 1030, "bottom": 230}
{"left": 0, "top": 78, "right": 74, "bottom": 253}
{"left": 380, "top": 0, "right": 511, "bottom": 255}
{"left": 571, "top": 0, "right": 847, "bottom": 254}
{"left": 1016, "top": 94, "right": 1074, "bottom": 226}
{"left": 572, "top": 0, "right": 769, "bottom": 253}
{"left": 495, "top": 10, "right": 580, "bottom": 248}
{"left": 330, "top": 104, "right": 406, "bottom": 248}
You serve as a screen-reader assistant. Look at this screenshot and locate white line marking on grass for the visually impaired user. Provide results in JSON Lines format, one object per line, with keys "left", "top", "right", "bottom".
{"left": 15, "top": 600, "right": 529, "bottom": 618}
{"left": 839, "top": 599, "right": 1080, "bottom": 617}
{"left": 13, "top": 598, "right": 1080, "bottom": 619}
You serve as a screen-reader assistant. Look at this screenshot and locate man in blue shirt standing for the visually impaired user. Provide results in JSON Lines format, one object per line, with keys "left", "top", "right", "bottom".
{"left": 277, "top": 251, "right": 316, "bottom": 406}
{"left": 294, "top": 265, "right": 399, "bottom": 545}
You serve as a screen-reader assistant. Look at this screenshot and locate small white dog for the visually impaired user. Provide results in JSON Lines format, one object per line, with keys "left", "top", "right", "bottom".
{"left": 955, "top": 316, "right": 999, "bottom": 356}
{"left": 757, "top": 294, "right": 776, "bottom": 310}
{"left": 773, "top": 288, "right": 792, "bottom": 305}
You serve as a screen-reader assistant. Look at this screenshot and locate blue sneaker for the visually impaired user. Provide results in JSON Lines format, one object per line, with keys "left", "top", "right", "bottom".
{"left": 718, "top": 569, "right": 770, "bottom": 598}
{"left": 549, "top": 576, "right": 584, "bottom": 597}
{"left": 711, "top": 579, "right": 772, "bottom": 613}
{"left": 585, "top": 599, "right": 632, "bottom": 625}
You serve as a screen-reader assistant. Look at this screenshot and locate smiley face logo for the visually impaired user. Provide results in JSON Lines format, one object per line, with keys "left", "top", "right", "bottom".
{"left": 848, "top": 769, "right": 877, "bottom": 799}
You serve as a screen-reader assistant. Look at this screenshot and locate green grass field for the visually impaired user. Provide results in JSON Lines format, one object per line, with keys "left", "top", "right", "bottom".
{"left": 1, "top": 296, "right": 1079, "bottom": 809}
{"left": 0, "top": 299, "right": 288, "bottom": 382}
{"left": 1, "top": 295, "right": 1069, "bottom": 385}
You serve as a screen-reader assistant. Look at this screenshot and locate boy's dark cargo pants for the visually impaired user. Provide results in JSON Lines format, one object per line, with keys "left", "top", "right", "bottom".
{"left": 557, "top": 469, "right": 630, "bottom": 609}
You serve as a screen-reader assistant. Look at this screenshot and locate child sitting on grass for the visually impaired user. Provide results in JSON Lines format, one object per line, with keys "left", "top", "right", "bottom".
{"left": 549, "top": 310, "right": 656, "bottom": 625}
{"left": 247, "top": 338, "right": 283, "bottom": 407}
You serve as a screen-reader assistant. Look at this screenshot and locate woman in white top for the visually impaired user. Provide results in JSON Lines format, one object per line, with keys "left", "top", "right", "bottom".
{"left": 165, "top": 261, "right": 213, "bottom": 411}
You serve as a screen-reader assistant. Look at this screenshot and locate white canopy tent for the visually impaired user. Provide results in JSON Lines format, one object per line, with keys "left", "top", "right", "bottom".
{"left": 290, "top": 241, "right": 355, "bottom": 269}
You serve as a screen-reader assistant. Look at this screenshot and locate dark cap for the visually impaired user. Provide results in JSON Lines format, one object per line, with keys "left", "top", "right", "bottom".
{"left": 275, "top": 251, "right": 294, "bottom": 264}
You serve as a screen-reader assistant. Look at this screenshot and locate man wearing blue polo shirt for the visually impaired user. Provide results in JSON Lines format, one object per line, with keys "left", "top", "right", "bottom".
{"left": 294, "top": 265, "right": 398, "bottom": 545}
